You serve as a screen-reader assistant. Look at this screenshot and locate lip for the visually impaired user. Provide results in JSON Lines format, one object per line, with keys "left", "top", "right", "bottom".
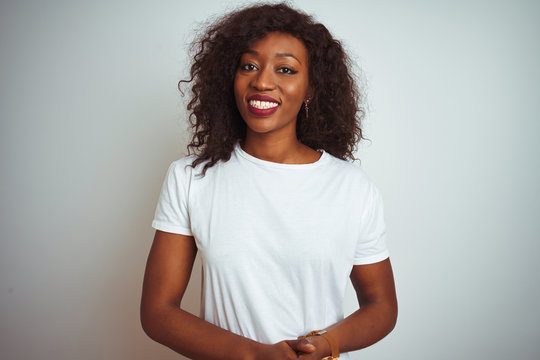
{"left": 246, "top": 94, "right": 280, "bottom": 117}
{"left": 248, "top": 94, "right": 279, "bottom": 103}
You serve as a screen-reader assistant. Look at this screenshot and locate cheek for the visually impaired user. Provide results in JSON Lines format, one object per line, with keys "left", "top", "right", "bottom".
{"left": 283, "top": 81, "right": 308, "bottom": 103}
{"left": 233, "top": 76, "right": 245, "bottom": 107}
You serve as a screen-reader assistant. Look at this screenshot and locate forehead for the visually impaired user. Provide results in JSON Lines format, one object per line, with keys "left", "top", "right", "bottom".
{"left": 246, "top": 32, "right": 309, "bottom": 62}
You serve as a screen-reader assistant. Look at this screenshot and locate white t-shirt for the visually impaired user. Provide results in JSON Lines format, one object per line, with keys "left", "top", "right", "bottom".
{"left": 152, "top": 143, "right": 389, "bottom": 358}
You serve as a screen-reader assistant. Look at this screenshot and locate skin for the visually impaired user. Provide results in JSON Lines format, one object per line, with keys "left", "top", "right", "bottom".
{"left": 141, "top": 31, "right": 398, "bottom": 359}
{"left": 234, "top": 32, "right": 318, "bottom": 164}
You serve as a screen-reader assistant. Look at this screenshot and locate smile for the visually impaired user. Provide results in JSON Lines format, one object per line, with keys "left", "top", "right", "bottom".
{"left": 246, "top": 95, "right": 280, "bottom": 117}
{"left": 248, "top": 100, "right": 279, "bottom": 109}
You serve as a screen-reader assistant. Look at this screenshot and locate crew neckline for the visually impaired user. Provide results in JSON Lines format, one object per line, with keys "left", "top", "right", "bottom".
{"left": 234, "top": 142, "right": 329, "bottom": 169}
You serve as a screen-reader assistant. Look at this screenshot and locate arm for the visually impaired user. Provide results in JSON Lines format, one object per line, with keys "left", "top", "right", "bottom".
{"left": 140, "top": 230, "right": 314, "bottom": 360}
{"left": 294, "top": 258, "right": 398, "bottom": 359}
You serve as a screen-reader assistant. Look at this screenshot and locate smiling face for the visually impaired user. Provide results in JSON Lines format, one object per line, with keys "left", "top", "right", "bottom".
{"left": 234, "top": 32, "right": 311, "bottom": 139}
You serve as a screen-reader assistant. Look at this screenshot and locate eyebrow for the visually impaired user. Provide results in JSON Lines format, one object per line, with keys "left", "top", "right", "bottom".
{"left": 245, "top": 50, "right": 302, "bottom": 64}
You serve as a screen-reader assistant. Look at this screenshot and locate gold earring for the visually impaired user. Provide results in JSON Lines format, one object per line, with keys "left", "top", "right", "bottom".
{"left": 304, "top": 99, "right": 310, "bottom": 119}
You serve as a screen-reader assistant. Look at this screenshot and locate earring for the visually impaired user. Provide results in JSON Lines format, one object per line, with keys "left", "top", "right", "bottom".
{"left": 304, "top": 98, "right": 310, "bottom": 119}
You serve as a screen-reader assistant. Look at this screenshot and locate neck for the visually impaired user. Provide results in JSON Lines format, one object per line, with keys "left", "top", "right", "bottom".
{"left": 241, "top": 131, "right": 320, "bottom": 164}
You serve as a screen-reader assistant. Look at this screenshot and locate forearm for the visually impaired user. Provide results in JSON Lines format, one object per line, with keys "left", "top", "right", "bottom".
{"left": 326, "top": 300, "right": 397, "bottom": 354}
{"left": 310, "top": 260, "right": 398, "bottom": 357}
{"left": 141, "top": 303, "right": 263, "bottom": 360}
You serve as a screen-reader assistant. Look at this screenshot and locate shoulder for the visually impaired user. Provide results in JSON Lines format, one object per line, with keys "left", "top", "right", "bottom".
{"left": 162, "top": 155, "right": 203, "bottom": 188}
{"left": 325, "top": 154, "right": 375, "bottom": 186}
{"left": 166, "top": 155, "right": 196, "bottom": 177}
{"left": 169, "top": 154, "right": 197, "bottom": 171}
{"left": 323, "top": 154, "right": 384, "bottom": 206}
{"left": 167, "top": 153, "right": 233, "bottom": 182}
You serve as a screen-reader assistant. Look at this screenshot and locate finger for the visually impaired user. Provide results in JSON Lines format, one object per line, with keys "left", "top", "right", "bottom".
{"left": 285, "top": 339, "right": 316, "bottom": 353}
{"left": 278, "top": 341, "right": 303, "bottom": 359}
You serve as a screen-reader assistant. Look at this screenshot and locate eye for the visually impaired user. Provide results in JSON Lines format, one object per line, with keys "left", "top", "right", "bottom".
{"left": 240, "top": 63, "right": 257, "bottom": 71}
{"left": 277, "top": 67, "right": 298, "bottom": 75}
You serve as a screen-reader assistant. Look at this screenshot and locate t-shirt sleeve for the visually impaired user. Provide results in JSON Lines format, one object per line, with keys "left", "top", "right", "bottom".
{"left": 354, "top": 184, "right": 390, "bottom": 265}
{"left": 151, "top": 160, "right": 193, "bottom": 236}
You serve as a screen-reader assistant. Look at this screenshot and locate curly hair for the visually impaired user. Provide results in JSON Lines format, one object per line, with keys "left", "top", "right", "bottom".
{"left": 180, "top": 2, "right": 365, "bottom": 175}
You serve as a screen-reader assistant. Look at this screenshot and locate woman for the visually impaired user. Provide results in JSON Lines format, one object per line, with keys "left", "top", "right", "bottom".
{"left": 141, "top": 3, "right": 397, "bottom": 359}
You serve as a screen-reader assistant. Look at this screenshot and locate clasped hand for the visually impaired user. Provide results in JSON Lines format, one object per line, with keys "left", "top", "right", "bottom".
{"left": 257, "top": 335, "right": 330, "bottom": 359}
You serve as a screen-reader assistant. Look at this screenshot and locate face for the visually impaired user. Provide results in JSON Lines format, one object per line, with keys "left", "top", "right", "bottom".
{"left": 234, "top": 32, "right": 312, "bottom": 138}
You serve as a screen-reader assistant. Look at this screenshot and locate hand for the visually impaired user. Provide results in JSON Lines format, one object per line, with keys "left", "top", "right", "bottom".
{"left": 288, "top": 336, "right": 331, "bottom": 360}
{"left": 286, "top": 338, "right": 317, "bottom": 356}
{"left": 253, "top": 340, "right": 314, "bottom": 360}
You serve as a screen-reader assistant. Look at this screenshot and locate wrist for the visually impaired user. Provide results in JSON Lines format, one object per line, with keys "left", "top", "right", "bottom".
{"left": 299, "top": 330, "right": 340, "bottom": 359}
{"left": 241, "top": 341, "right": 268, "bottom": 360}
{"left": 307, "top": 335, "right": 331, "bottom": 357}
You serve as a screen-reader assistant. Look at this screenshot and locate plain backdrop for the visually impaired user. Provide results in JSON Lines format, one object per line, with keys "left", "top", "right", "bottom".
{"left": 1, "top": 0, "right": 539, "bottom": 359}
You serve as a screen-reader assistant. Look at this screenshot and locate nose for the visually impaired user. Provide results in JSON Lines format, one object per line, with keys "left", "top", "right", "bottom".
{"left": 250, "top": 67, "right": 275, "bottom": 91}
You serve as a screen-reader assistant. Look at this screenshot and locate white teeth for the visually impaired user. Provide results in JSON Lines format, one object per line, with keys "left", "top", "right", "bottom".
{"left": 249, "top": 100, "right": 279, "bottom": 109}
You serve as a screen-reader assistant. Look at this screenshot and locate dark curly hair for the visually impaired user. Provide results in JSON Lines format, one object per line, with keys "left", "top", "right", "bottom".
{"left": 180, "top": 2, "right": 365, "bottom": 175}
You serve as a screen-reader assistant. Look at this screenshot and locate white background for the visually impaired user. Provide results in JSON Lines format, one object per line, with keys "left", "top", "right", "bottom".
{"left": 1, "top": 0, "right": 539, "bottom": 359}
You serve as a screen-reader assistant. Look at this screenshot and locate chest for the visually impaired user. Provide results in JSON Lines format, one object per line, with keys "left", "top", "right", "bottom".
{"left": 187, "top": 168, "right": 362, "bottom": 269}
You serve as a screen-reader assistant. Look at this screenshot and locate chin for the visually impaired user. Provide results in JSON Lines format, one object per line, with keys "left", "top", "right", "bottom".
{"left": 245, "top": 124, "right": 277, "bottom": 135}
